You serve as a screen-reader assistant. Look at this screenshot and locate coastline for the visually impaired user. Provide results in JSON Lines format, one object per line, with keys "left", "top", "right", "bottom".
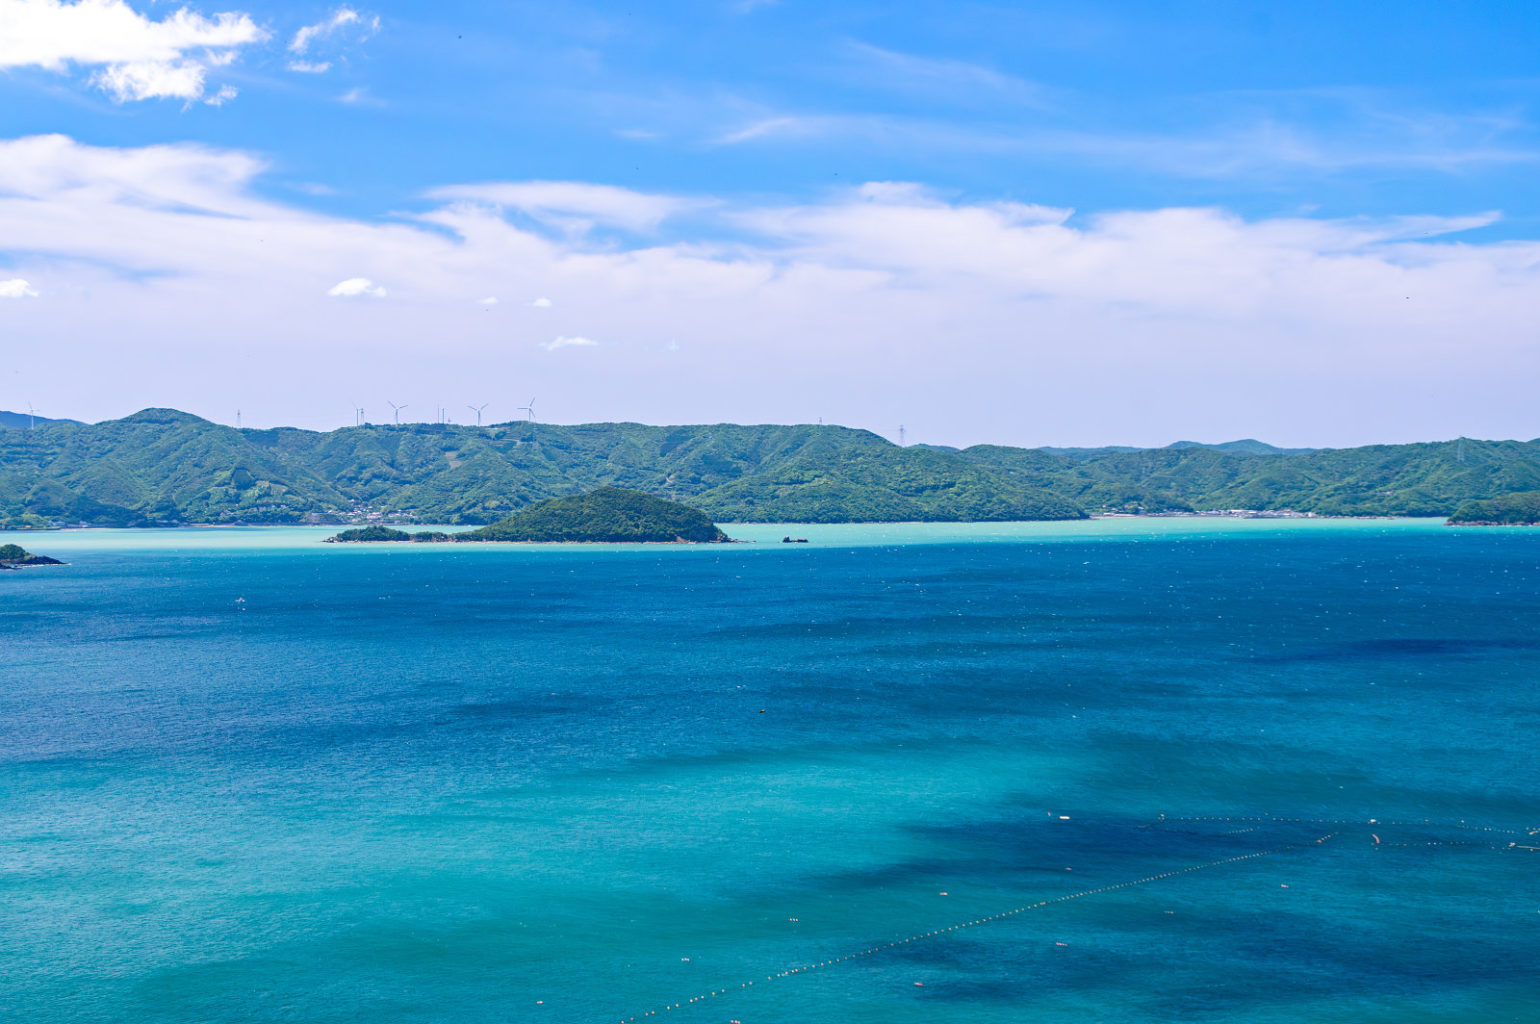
{"left": 0, "top": 518, "right": 1473, "bottom": 559}
{"left": 4, "top": 509, "right": 1467, "bottom": 532}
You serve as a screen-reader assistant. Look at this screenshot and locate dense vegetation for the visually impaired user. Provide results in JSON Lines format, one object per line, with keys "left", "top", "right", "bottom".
{"left": 0, "top": 543, "right": 62, "bottom": 566}
{"left": 455, "top": 488, "right": 728, "bottom": 542}
{"left": 327, "top": 526, "right": 450, "bottom": 542}
{"left": 1447, "top": 491, "right": 1540, "bottom": 525}
{"left": 1, "top": 408, "right": 1538, "bottom": 526}
{"left": 329, "top": 525, "right": 411, "bottom": 542}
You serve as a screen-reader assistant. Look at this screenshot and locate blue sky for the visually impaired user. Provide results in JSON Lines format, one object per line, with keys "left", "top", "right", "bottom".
{"left": 2, "top": 1, "right": 1539, "bottom": 445}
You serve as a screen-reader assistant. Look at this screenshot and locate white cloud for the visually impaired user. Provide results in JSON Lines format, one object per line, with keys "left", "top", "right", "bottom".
{"left": 203, "top": 83, "right": 237, "bottom": 106}
{"left": 478, "top": 296, "right": 498, "bottom": 305}
{"left": 327, "top": 277, "right": 385, "bottom": 298}
{"left": 92, "top": 57, "right": 204, "bottom": 100}
{"left": 531, "top": 297, "right": 552, "bottom": 308}
{"left": 289, "top": 6, "right": 376, "bottom": 54}
{"left": 6, "top": 133, "right": 1540, "bottom": 444}
{"left": 543, "top": 335, "right": 598, "bottom": 351}
{"left": 0, "top": 0, "right": 265, "bottom": 102}
{"left": 287, "top": 59, "right": 330, "bottom": 73}
{"left": 0, "top": 278, "right": 39, "bottom": 298}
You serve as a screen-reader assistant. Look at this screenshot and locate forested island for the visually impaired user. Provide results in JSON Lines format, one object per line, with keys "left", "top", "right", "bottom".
{"left": 0, "top": 543, "right": 62, "bottom": 568}
{"left": 4, "top": 408, "right": 1540, "bottom": 528}
{"left": 328, "top": 488, "right": 729, "bottom": 543}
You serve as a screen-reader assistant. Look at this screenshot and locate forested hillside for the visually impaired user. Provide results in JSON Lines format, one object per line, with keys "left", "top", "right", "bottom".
{"left": 1, "top": 409, "right": 1536, "bottom": 527}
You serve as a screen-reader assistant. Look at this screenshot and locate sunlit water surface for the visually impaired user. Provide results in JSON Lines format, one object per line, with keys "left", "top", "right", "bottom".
{"left": 3, "top": 519, "right": 1538, "bottom": 1023}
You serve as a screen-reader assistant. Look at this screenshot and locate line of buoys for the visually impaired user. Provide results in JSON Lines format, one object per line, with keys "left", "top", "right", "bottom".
{"left": 1160, "top": 815, "right": 1536, "bottom": 838}
{"left": 606, "top": 817, "right": 1531, "bottom": 1023}
{"left": 606, "top": 832, "right": 1338, "bottom": 1024}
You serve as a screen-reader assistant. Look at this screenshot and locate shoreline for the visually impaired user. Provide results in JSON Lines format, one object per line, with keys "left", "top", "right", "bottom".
{"left": 2, "top": 511, "right": 1469, "bottom": 533}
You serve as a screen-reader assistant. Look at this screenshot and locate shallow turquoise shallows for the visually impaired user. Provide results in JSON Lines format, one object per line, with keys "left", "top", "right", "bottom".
{"left": 3, "top": 520, "right": 1538, "bottom": 1023}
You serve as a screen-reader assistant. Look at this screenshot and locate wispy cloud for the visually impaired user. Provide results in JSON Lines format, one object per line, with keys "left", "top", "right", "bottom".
{"left": 327, "top": 277, "right": 386, "bottom": 298}
{"left": 287, "top": 5, "right": 376, "bottom": 74}
{"left": 290, "top": 6, "right": 377, "bottom": 54}
{"left": 337, "top": 86, "right": 379, "bottom": 105}
{"left": 841, "top": 42, "right": 1051, "bottom": 109}
{"left": 0, "top": 278, "right": 39, "bottom": 298}
{"left": 716, "top": 115, "right": 817, "bottom": 145}
{"left": 711, "top": 102, "right": 1540, "bottom": 178}
{"left": 543, "top": 335, "right": 598, "bottom": 351}
{"left": 1021, "top": 119, "right": 1540, "bottom": 178}
{"left": 426, "top": 181, "right": 705, "bottom": 233}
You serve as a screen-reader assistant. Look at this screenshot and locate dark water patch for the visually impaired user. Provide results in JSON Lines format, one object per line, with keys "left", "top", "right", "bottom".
{"left": 1255, "top": 636, "right": 1538, "bottom": 664}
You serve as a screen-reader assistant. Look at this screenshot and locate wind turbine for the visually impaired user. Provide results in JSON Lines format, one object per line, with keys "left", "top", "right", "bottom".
{"left": 26, "top": 402, "right": 37, "bottom": 430}
{"left": 467, "top": 403, "right": 488, "bottom": 426}
{"left": 898, "top": 424, "right": 906, "bottom": 447}
{"left": 519, "top": 398, "right": 536, "bottom": 422}
{"left": 388, "top": 401, "right": 407, "bottom": 426}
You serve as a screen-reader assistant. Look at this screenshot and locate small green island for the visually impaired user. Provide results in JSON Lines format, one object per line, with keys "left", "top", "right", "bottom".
{"left": 327, "top": 488, "right": 731, "bottom": 544}
{"left": 1447, "top": 491, "right": 1540, "bottom": 525}
{"left": 0, "top": 543, "right": 63, "bottom": 569}
{"left": 326, "top": 526, "right": 451, "bottom": 543}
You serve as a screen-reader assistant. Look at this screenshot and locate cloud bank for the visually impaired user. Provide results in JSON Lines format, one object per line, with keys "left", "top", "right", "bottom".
{"left": 3, "top": 133, "right": 1537, "bottom": 443}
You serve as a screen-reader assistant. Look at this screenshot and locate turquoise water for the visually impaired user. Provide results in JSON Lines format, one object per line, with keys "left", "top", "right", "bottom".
{"left": 3, "top": 520, "right": 1537, "bottom": 1023}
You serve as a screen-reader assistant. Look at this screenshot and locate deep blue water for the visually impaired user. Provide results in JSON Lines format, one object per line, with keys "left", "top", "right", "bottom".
{"left": 2, "top": 520, "right": 1538, "bottom": 1023}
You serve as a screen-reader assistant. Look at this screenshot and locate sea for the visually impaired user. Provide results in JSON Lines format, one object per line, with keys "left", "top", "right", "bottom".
{"left": 2, "top": 518, "right": 1537, "bottom": 1024}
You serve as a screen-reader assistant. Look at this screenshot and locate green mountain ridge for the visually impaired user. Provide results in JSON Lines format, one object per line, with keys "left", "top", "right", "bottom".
{"left": 1, "top": 409, "right": 1537, "bottom": 527}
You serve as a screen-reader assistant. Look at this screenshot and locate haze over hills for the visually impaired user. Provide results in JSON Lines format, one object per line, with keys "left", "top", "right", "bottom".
{"left": 1, "top": 409, "right": 1538, "bottom": 528}
{"left": 0, "top": 411, "right": 81, "bottom": 430}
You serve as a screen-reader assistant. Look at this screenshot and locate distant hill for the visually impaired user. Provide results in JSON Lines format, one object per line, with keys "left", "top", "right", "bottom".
{"left": 0, "top": 410, "right": 82, "bottom": 430}
{"left": 1165, "top": 439, "right": 1319, "bottom": 456}
{"left": 1039, "top": 439, "right": 1316, "bottom": 459}
{"left": 456, "top": 487, "right": 729, "bottom": 542}
{"left": 1, "top": 409, "right": 1538, "bottom": 526}
{"left": 1037, "top": 445, "right": 1144, "bottom": 459}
